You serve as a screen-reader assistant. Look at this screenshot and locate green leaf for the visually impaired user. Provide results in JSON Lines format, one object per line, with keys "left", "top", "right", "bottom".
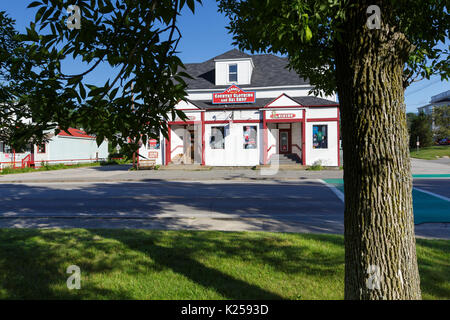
{"left": 27, "top": 1, "right": 42, "bottom": 8}
{"left": 305, "top": 26, "right": 312, "bottom": 41}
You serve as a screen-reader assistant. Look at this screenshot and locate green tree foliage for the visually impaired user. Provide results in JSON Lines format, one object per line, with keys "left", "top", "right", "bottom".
{"left": 0, "top": 11, "right": 69, "bottom": 151}
{"left": 218, "top": 0, "right": 449, "bottom": 95}
{"left": 433, "top": 105, "right": 450, "bottom": 141}
{"left": 13, "top": 0, "right": 201, "bottom": 154}
{"left": 409, "top": 112, "right": 433, "bottom": 148}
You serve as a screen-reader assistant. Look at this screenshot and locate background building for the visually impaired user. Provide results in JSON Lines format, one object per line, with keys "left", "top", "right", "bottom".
{"left": 418, "top": 90, "right": 450, "bottom": 115}
{"left": 0, "top": 128, "right": 108, "bottom": 169}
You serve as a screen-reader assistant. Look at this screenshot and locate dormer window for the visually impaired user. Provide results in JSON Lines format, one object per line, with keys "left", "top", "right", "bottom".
{"left": 228, "top": 64, "right": 238, "bottom": 82}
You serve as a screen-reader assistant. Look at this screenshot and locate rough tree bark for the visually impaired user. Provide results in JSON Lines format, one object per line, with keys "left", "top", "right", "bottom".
{"left": 334, "top": 1, "right": 422, "bottom": 299}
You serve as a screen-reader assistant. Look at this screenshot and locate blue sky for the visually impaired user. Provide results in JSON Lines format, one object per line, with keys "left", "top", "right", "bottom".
{"left": 1, "top": 0, "right": 448, "bottom": 113}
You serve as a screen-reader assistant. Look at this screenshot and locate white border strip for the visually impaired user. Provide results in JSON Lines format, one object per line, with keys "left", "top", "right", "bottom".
{"left": 413, "top": 187, "right": 450, "bottom": 202}
{"left": 318, "top": 179, "right": 345, "bottom": 203}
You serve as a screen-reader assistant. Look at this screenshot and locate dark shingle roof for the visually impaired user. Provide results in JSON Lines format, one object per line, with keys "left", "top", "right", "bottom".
{"left": 183, "top": 49, "right": 309, "bottom": 90}
{"left": 291, "top": 96, "right": 338, "bottom": 106}
{"left": 187, "top": 95, "right": 338, "bottom": 110}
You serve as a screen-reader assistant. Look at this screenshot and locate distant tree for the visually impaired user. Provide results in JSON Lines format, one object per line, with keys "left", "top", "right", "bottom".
{"left": 433, "top": 105, "right": 450, "bottom": 141}
{"left": 406, "top": 112, "right": 417, "bottom": 135}
{"left": 219, "top": 0, "right": 449, "bottom": 299}
{"left": 410, "top": 112, "right": 433, "bottom": 149}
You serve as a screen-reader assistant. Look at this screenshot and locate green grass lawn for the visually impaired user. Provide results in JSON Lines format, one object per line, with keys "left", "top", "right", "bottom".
{"left": 0, "top": 229, "right": 447, "bottom": 300}
{"left": 410, "top": 145, "right": 450, "bottom": 160}
{"left": 0, "top": 160, "right": 127, "bottom": 175}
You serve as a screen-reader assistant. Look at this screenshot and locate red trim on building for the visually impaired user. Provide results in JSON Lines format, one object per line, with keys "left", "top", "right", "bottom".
{"left": 204, "top": 120, "right": 261, "bottom": 125}
{"left": 337, "top": 111, "right": 341, "bottom": 167}
{"left": 202, "top": 106, "right": 261, "bottom": 111}
{"left": 263, "top": 111, "right": 268, "bottom": 165}
{"left": 232, "top": 120, "right": 260, "bottom": 123}
{"left": 168, "top": 121, "right": 198, "bottom": 125}
{"left": 306, "top": 118, "right": 339, "bottom": 122}
{"left": 265, "top": 119, "right": 303, "bottom": 123}
{"left": 302, "top": 109, "right": 306, "bottom": 165}
{"left": 204, "top": 120, "right": 229, "bottom": 124}
{"left": 201, "top": 112, "right": 205, "bottom": 165}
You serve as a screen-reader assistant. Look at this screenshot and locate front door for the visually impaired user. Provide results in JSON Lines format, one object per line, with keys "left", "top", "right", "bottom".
{"left": 189, "top": 130, "right": 195, "bottom": 163}
{"left": 279, "top": 129, "right": 291, "bottom": 154}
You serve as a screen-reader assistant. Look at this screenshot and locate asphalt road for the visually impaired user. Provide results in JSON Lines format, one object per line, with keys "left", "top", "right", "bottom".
{"left": 0, "top": 179, "right": 345, "bottom": 234}
{"left": 0, "top": 178, "right": 448, "bottom": 238}
{"left": 413, "top": 179, "right": 450, "bottom": 198}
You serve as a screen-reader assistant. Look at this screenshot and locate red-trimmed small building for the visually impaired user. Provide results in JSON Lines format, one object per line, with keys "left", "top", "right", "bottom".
{"left": 138, "top": 50, "right": 340, "bottom": 167}
{"left": 0, "top": 128, "right": 108, "bottom": 169}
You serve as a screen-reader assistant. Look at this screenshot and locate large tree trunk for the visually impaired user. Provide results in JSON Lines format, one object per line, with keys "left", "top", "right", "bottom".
{"left": 334, "top": 1, "right": 422, "bottom": 299}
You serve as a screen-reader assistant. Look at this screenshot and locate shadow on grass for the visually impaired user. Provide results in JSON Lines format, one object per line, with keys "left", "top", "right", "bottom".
{"left": 0, "top": 229, "right": 135, "bottom": 299}
{"left": 0, "top": 228, "right": 447, "bottom": 299}
{"left": 415, "top": 239, "right": 450, "bottom": 299}
{"left": 0, "top": 229, "right": 346, "bottom": 299}
{"left": 87, "top": 229, "right": 344, "bottom": 299}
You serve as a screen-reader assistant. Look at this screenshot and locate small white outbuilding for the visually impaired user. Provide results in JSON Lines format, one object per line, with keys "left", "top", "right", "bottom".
{"left": 0, "top": 128, "right": 108, "bottom": 169}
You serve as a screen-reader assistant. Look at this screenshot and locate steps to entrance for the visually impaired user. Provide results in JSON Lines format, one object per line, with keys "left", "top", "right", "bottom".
{"left": 269, "top": 153, "right": 302, "bottom": 164}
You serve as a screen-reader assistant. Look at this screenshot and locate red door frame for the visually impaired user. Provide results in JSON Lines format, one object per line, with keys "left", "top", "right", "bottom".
{"left": 278, "top": 129, "right": 291, "bottom": 154}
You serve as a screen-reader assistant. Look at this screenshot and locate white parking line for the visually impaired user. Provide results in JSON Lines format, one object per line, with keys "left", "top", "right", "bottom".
{"left": 413, "top": 187, "right": 450, "bottom": 202}
{"left": 318, "top": 179, "right": 345, "bottom": 203}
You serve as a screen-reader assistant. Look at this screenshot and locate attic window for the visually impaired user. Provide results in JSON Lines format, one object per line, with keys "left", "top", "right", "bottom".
{"left": 228, "top": 64, "right": 237, "bottom": 82}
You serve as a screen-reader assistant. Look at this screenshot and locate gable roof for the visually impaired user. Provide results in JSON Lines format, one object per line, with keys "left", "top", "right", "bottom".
{"left": 57, "top": 128, "right": 96, "bottom": 139}
{"left": 182, "top": 49, "right": 309, "bottom": 90}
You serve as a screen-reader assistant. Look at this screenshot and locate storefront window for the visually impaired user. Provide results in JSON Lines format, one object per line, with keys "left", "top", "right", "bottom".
{"left": 243, "top": 126, "right": 257, "bottom": 149}
{"left": 210, "top": 127, "right": 225, "bottom": 149}
{"left": 148, "top": 138, "right": 160, "bottom": 150}
{"left": 229, "top": 64, "right": 237, "bottom": 82}
{"left": 313, "top": 125, "right": 328, "bottom": 149}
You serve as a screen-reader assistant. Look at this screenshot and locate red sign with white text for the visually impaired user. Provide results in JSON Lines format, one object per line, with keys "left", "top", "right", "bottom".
{"left": 212, "top": 85, "right": 255, "bottom": 104}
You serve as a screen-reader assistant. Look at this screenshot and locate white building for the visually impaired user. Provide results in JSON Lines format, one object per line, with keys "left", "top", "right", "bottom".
{"left": 138, "top": 50, "right": 340, "bottom": 167}
{"left": 418, "top": 90, "right": 450, "bottom": 116}
{"left": 0, "top": 128, "right": 108, "bottom": 169}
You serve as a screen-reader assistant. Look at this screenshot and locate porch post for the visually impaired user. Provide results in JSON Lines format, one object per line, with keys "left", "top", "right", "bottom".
{"left": 302, "top": 109, "right": 306, "bottom": 166}
{"left": 201, "top": 111, "right": 205, "bottom": 166}
{"left": 263, "top": 110, "right": 267, "bottom": 165}
{"left": 337, "top": 108, "right": 341, "bottom": 167}
{"left": 165, "top": 124, "right": 171, "bottom": 165}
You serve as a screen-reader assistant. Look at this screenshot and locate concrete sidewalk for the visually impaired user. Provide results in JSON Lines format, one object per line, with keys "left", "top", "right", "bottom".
{"left": 1, "top": 158, "right": 449, "bottom": 183}
{"left": 0, "top": 164, "right": 344, "bottom": 183}
{"left": 0, "top": 217, "right": 447, "bottom": 239}
{"left": 410, "top": 158, "right": 450, "bottom": 175}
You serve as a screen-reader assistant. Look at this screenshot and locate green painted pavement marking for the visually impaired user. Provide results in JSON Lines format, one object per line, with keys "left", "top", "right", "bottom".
{"left": 322, "top": 179, "right": 450, "bottom": 224}
{"left": 323, "top": 178, "right": 344, "bottom": 184}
